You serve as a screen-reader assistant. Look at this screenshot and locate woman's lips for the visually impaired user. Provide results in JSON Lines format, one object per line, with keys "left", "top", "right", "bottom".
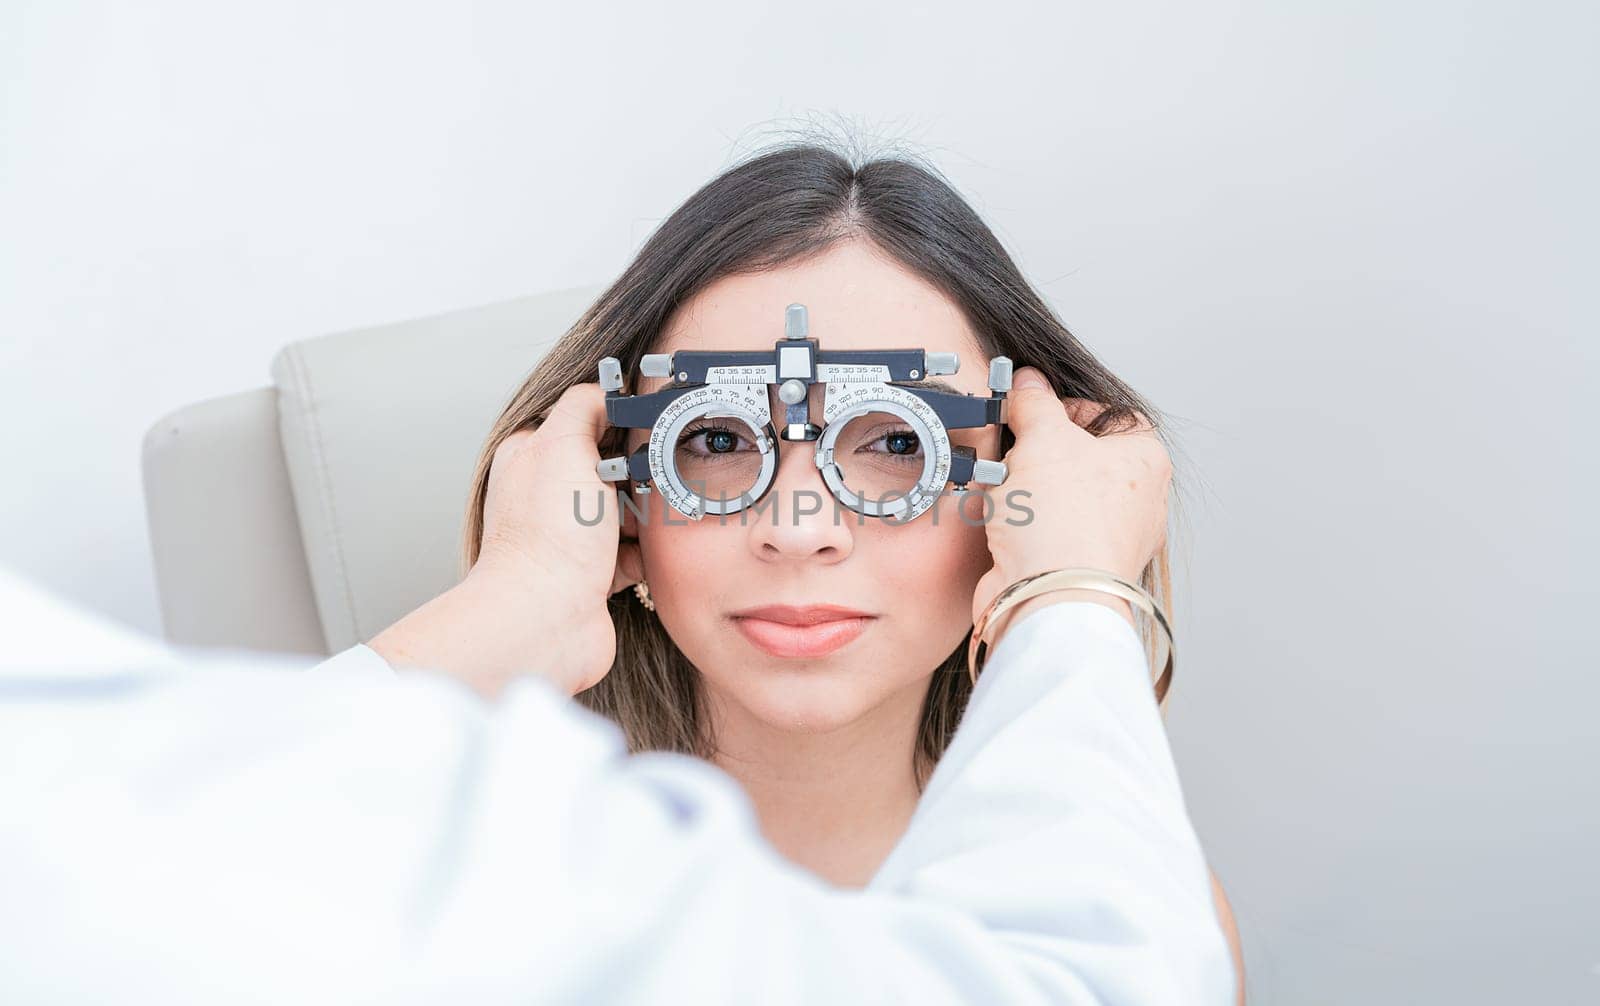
{"left": 730, "top": 614, "right": 874, "bottom": 658}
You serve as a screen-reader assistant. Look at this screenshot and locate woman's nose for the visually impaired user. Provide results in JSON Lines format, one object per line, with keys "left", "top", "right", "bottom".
{"left": 745, "top": 429, "right": 856, "bottom": 564}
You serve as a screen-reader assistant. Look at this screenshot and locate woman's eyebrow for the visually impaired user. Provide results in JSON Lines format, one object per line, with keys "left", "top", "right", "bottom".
{"left": 898, "top": 377, "right": 967, "bottom": 396}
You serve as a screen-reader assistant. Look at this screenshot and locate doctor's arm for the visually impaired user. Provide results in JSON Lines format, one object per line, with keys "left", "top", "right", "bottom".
{"left": 0, "top": 596, "right": 1234, "bottom": 1005}
{"left": 338, "top": 569, "right": 1245, "bottom": 1004}
{"left": 351, "top": 591, "right": 1237, "bottom": 1003}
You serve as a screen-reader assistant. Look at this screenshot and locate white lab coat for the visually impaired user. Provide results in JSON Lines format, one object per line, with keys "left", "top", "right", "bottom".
{"left": 0, "top": 567, "right": 1234, "bottom": 1004}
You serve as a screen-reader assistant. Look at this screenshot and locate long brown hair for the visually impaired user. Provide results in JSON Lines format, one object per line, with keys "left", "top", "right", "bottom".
{"left": 460, "top": 137, "right": 1184, "bottom": 791}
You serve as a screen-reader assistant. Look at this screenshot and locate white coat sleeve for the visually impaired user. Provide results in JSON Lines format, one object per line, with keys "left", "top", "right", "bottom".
{"left": 311, "top": 641, "right": 396, "bottom": 678}
{"left": 0, "top": 601, "right": 1234, "bottom": 1006}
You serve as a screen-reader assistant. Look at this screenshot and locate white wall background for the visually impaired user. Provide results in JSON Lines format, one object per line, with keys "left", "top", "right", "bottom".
{"left": 3, "top": 1, "right": 1595, "bottom": 1002}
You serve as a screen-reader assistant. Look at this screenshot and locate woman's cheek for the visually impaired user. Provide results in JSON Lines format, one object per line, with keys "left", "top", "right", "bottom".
{"left": 868, "top": 515, "right": 987, "bottom": 654}
{"left": 640, "top": 514, "right": 720, "bottom": 599}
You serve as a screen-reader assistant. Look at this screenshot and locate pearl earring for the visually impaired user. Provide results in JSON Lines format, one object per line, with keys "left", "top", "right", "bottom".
{"left": 633, "top": 579, "right": 656, "bottom": 612}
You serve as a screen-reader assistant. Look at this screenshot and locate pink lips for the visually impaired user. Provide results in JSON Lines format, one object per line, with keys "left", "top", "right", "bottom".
{"left": 729, "top": 604, "right": 876, "bottom": 659}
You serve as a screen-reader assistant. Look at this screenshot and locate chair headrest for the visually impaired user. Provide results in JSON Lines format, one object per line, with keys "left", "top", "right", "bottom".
{"left": 270, "top": 284, "right": 604, "bottom": 650}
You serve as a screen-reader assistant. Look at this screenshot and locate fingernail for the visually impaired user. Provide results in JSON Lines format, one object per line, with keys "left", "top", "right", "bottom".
{"left": 1014, "top": 368, "right": 1046, "bottom": 390}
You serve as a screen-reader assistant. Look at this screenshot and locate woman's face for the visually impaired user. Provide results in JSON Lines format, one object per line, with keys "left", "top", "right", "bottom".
{"left": 623, "top": 239, "right": 999, "bottom": 734}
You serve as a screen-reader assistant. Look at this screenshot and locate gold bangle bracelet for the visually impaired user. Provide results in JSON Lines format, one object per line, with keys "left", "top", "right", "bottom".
{"left": 967, "top": 567, "right": 1174, "bottom": 702}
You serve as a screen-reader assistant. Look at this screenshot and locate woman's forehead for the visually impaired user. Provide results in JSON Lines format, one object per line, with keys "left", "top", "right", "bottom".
{"left": 639, "top": 245, "right": 989, "bottom": 397}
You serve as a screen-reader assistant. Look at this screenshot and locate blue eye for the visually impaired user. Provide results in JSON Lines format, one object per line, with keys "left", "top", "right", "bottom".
{"left": 856, "top": 427, "right": 922, "bottom": 461}
{"left": 680, "top": 422, "right": 752, "bottom": 457}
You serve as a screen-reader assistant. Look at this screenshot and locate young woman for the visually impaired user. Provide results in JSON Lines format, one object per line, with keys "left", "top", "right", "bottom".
{"left": 369, "top": 141, "right": 1244, "bottom": 998}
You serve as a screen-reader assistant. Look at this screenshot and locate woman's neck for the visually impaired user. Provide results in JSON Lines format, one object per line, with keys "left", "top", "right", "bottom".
{"left": 703, "top": 675, "right": 930, "bottom": 889}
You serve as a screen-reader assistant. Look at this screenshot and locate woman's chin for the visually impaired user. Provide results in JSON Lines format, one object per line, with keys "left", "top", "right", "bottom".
{"left": 711, "top": 677, "right": 881, "bottom": 734}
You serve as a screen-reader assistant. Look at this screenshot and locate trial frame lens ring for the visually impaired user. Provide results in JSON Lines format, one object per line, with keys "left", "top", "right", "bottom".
{"left": 653, "top": 398, "right": 777, "bottom": 519}
{"left": 814, "top": 397, "right": 946, "bottom": 521}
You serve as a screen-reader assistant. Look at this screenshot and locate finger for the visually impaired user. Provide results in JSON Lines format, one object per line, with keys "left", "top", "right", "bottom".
{"left": 488, "top": 428, "right": 540, "bottom": 492}
{"left": 537, "top": 382, "right": 610, "bottom": 456}
{"left": 1005, "top": 366, "right": 1087, "bottom": 444}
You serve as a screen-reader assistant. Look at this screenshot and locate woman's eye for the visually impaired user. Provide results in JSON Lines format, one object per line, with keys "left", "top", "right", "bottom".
{"left": 681, "top": 424, "right": 753, "bottom": 456}
{"left": 857, "top": 428, "right": 922, "bottom": 459}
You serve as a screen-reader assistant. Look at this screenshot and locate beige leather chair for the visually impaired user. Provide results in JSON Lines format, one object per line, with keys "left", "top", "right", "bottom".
{"left": 140, "top": 283, "right": 605, "bottom": 655}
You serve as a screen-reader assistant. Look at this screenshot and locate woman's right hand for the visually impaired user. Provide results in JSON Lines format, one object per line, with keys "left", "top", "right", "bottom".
{"left": 971, "top": 365, "right": 1173, "bottom": 637}
{"left": 368, "top": 382, "right": 643, "bottom": 697}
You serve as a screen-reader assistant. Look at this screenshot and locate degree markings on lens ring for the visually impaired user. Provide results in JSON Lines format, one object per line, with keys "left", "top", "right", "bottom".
{"left": 649, "top": 385, "right": 770, "bottom": 451}
{"left": 823, "top": 384, "right": 952, "bottom": 461}
{"left": 817, "top": 383, "right": 952, "bottom": 521}
{"left": 649, "top": 384, "right": 773, "bottom": 520}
